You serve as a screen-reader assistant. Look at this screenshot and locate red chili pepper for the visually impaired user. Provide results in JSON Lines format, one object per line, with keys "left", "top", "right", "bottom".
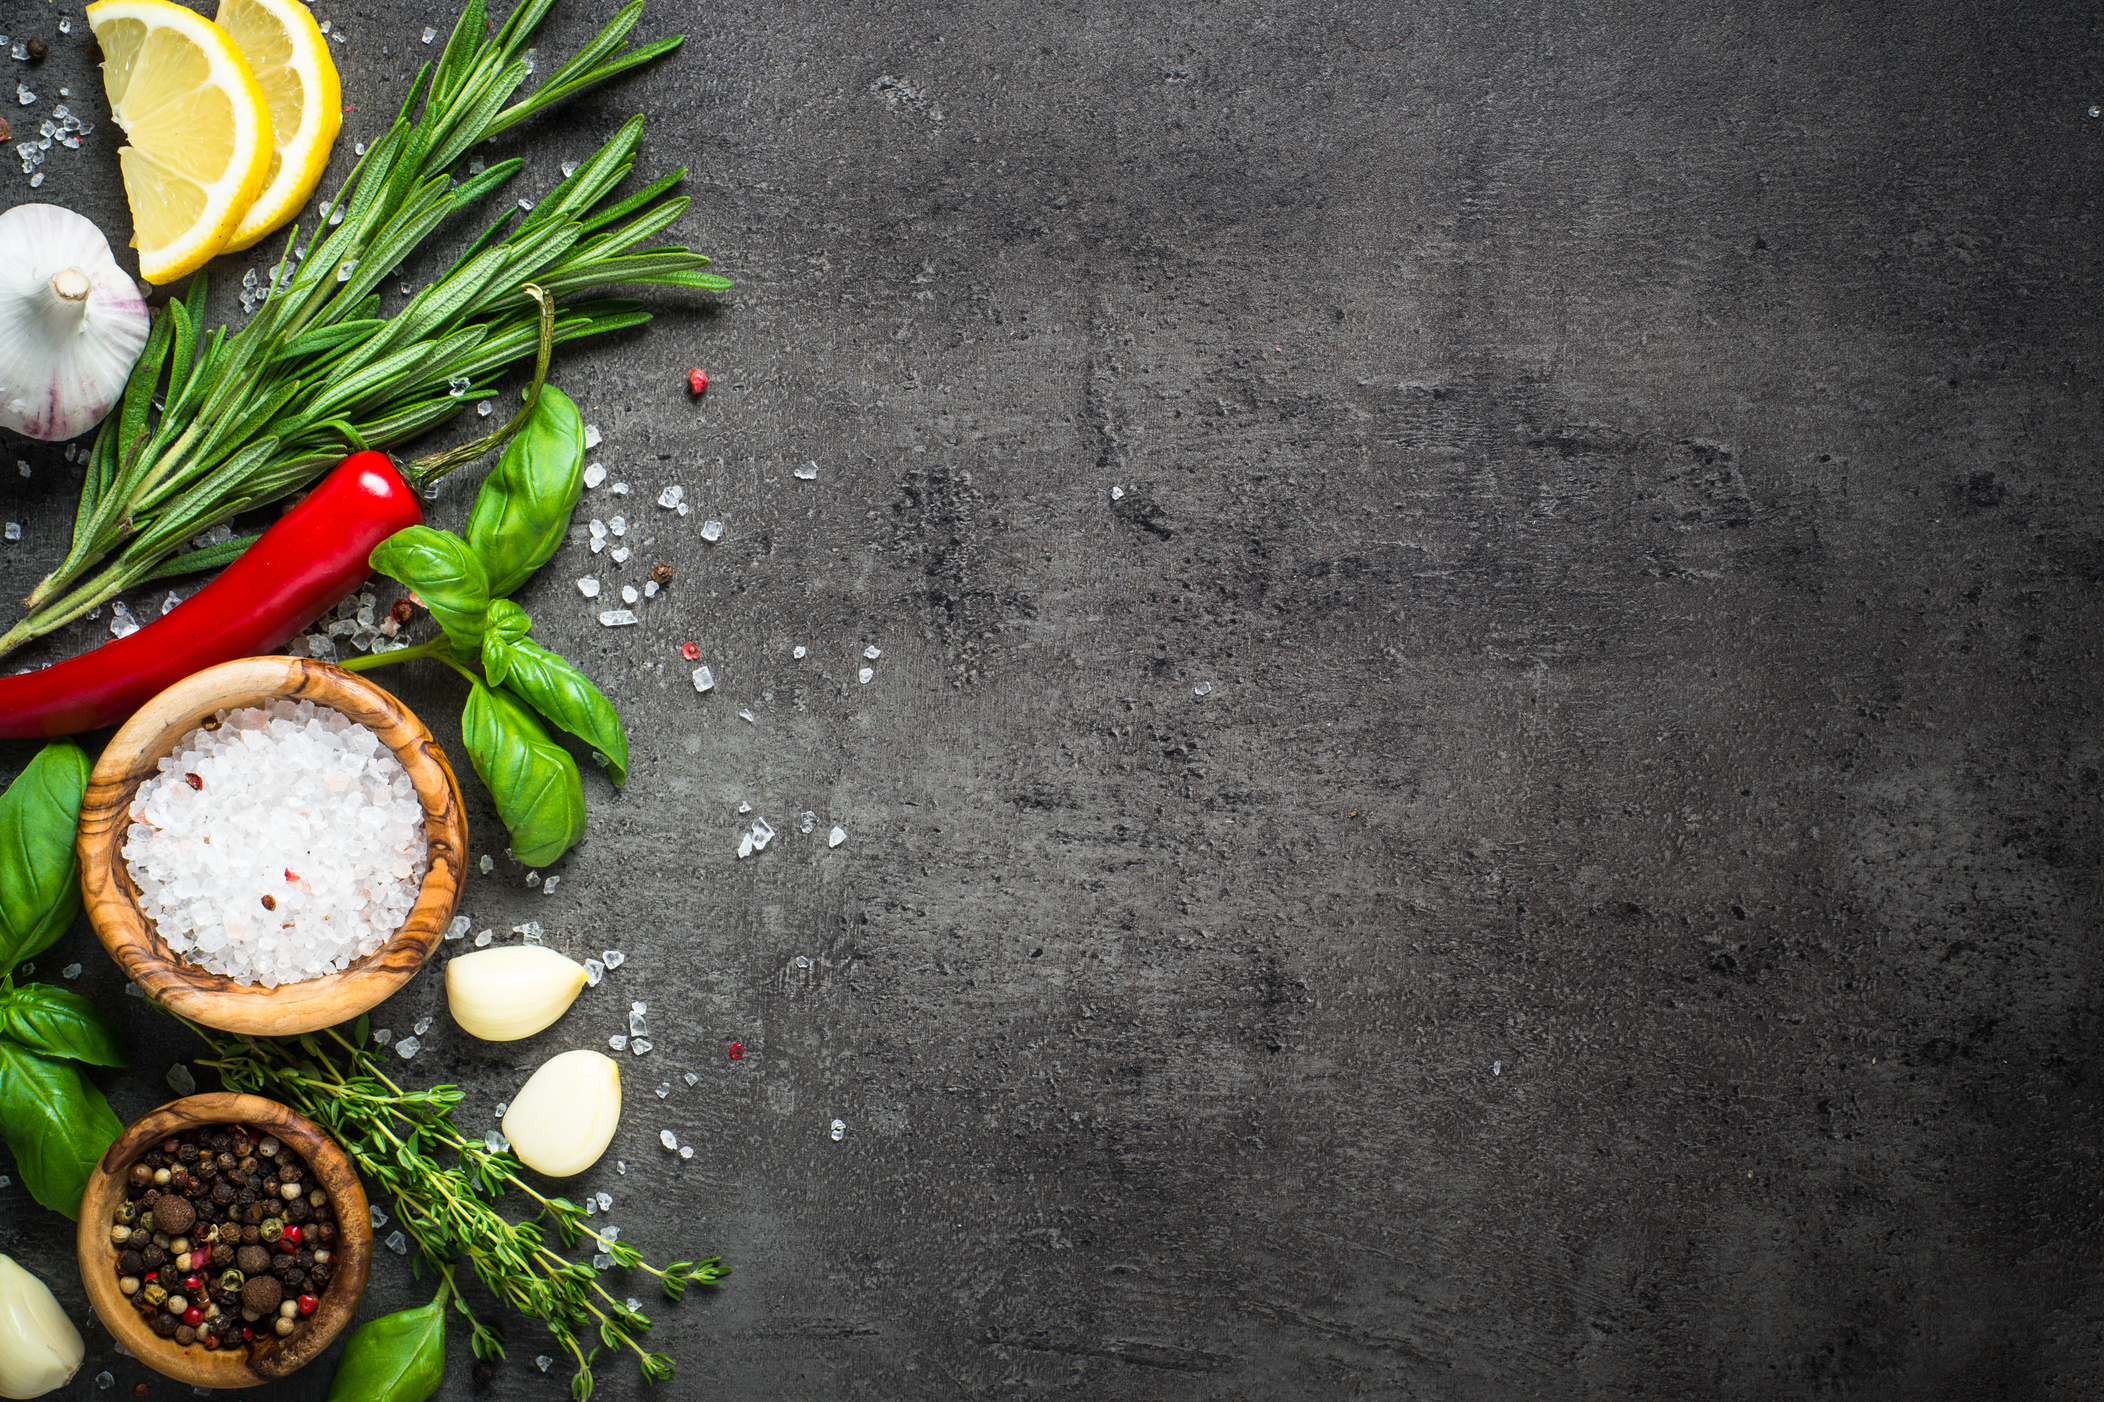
{"left": 0, "top": 451, "right": 423, "bottom": 738}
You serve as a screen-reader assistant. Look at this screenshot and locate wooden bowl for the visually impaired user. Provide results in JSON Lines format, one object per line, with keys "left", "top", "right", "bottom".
{"left": 78, "top": 655, "right": 468, "bottom": 1035}
{"left": 76, "top": 1092, "right": 374, "bottom": 1389}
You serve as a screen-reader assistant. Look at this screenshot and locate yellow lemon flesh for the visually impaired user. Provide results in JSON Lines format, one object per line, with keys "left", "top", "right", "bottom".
{"left": 215, "top": 0, "right": 341, "bottom": 253}
{"left": 85, "top": 0, "right": 272, "bottom": 284}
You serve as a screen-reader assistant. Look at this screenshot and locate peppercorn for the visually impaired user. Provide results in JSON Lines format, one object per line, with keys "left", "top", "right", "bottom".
{"left": 241, "top": 1224, "right": 260, "bottom": 1244}
{"left": 175, "top": 1325, "right": 196, "bottom": 1346}
{"left": 176, "top": 1142, "right": 199, "bottom": 1164}
{"left": 652, "top": 561, "right": 675, "bottom": 585}
{"left": 277, "top": 1160, "right": 300, "bottom": 1182}
{"left": 141, "top": 1283, "right": 169, "bottom": 1310}
{"left": 307, "top": 1263, "right": 332, "bottom": 1290}
{"left": 154, "top": 1194, "right": 196, "bottom": 1235}
{"left": 237, "top": 1244, "right": 270, "bottom": 1276}
{"left": 472, "top": 1360, "right": 497, "bottom": 1389}
{"left": 212, "top": 1182, "right": 236, "bottom": 1205}
{"left": 152, "top": 1314, "right": 179, "bottom": 1339}
{"left": 258, "top": 1218, "right": 284, "bottom": 1243}
{"left": 119, "top": 1249, "right": 144, "bottom": 1275}
{"left": 286, "top": 1198, "right": 312, "bottom": 1223}
{"left": 391, "top": 598, "right": 416, "bottom": 624}
{"left": 281, "top": 1267, "right": 307, "bottom": 1291}
{"left": 241, "top": 1275, "right": 283, "bottom": 1314}
{"left": 140, "top": 1246, "right": 168, "bottom": 1271}
{"left": 26, "top": 37, "right": 48, "bottom": 60}
{"left": 129, "top": 1163, "right": 154, "bottom": 1188}
{"left": 261, "top": 894, "right": 276, "bottom": 911}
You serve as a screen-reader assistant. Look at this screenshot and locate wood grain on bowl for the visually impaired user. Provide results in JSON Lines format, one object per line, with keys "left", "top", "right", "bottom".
{"left": 76, "top": 1093, "right": 373, "bottom": 1388}
{"left": 78, "top": 655, "right": 467, "bottom": 1036}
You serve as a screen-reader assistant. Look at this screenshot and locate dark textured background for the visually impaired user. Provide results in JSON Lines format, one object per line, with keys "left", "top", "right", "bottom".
{"left": 4, "top": 0, "right": 2103, "bottom": 1396}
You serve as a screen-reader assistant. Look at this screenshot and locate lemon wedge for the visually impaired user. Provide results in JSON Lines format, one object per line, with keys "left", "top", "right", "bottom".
{"left": 85, "top": 0, "right": 273, "bottom": 285}
{"left": 215, "top": 0, "right": 341, "bottom": 253}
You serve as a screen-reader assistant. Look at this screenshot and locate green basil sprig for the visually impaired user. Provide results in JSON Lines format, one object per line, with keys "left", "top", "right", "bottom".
{"left": 499, "top": 640, "right": 628, "bottom": 785}
{"left": 480, "top": 598, "right": 532, "bottom": 688}
{"left": 370, "top": 527, "right": 492, "bottom": 651}
{"left": 325, "top": 1286, "right": 447, "bottom": 1402}
{"left": 465, "top": 384, "right": 588, "bottom": 597}
{"left": 0, "top": 742, "right": 128, "bottom": 1218}
{"left": 0, "top": 740, "right": 91, "bottom": 968}
{"left": 461, "top": 680, "right": 587, "bottom": 868}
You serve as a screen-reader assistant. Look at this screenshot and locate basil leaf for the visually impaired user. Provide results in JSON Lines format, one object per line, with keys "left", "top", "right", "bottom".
{"left": 325, "top": 1287, "right": 447, "bottom": 1402}
{"left": 499, "top": 640, "right": 629, "bottom": 786}
{"left": 0, "top": 985, "right": 129, "bottom": 1067}
{"left": 0, "top": 741, "right": 92, "bottom": 972}
{"left": 460, "top": 680, "right": 586, "bottom": 867}
{"left": 464, "top": 384, "right": 586, "bottom": 597}
{"left": 480, "top": 598, "right": 531, "bottom": 688}
{"left": 370, "top": 526, "right": 491, "bottom": 650}
{"left": 0, "top": 1039, "right": 122, "bottom": 1218}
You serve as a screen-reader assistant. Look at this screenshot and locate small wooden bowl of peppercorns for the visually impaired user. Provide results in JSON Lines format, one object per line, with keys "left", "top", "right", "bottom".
{"left": 75, "top": 1092, "right": 373, "bottom": 1388}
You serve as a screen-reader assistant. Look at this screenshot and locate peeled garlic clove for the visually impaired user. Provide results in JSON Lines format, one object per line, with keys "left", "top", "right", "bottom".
{"left": 0, "top": 205, "right": 150, "bottom": 442}
{"left": 0, "top": 1253, "right": 84, "bottom": 1398}
{"left": 445, "top": 945, "right": 588, "bottom": 1041}
{"left": 503, "top": 1050, "right": 622, "bottom": 1177}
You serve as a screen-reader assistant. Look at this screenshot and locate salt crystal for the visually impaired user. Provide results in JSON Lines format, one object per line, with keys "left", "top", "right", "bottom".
{"left": 629, "top": 1003, "right": 648, "bottom": 1036}
{"left": 691, "top": 666, "right": 714, "bottom": 692}
{"left": 738, "top": 708, "right": 756, "bottom": 724}
{"left": 1194, "top": 681, "right": 1212, "bottom": 696}
{"left": 591, "top": 537, "right": 606, "bottom": 554}
{"left": 799, "top": 811, "right": 816, "bottom": 834}
{"left": 515, "top": 920, "right": 544, "bottom": 943}
{"left": 609, "top": 515, "right": 627, "bottom": 537}
{"left": 598, "top": 609, "right": 638, "bottom": 627}
{"left": 475, "top": 929, "right": 493, "bottom": 946}
{"left": 679, "top": 1145, "right": 693, "bottom": 1159}
{"left": 166, "top": 1064, "right": 197, "bottom": 1095}
{"left": 517, "top": 198, "right": 533, "bottom": 212}
{"left": 318, "top": 19, "right": 330, "bottom": 32}
{"left": 750, "top": 816, "right": 775, "bottom": 850}
{"left": 584, "top": 424, "right": 602, "bottom": 449}
{"left": 96, "top": 1371, "right": 114, "bottom": 1389}
{"left": 414, "top": 1017, "right": 432, "bottom": 1035}
{"left": 495, "top": 1102, "right": 508, "bottom": 1117}
{"left": 374, "top": 1028, "right": 393, "bottom": 1045}
{"left": 355, "top": 142, "right": 367, "bottom": 156}
{"left": 448, "top": 376, "right": 470, "bottom": 397}
{"left": 610, "top": 547, "right": 631, "bottom": 564}
{"left": 829, "top": 826, "right": 847, "bottom": 848}
{"left": 109, "top": 601, "right": 139, "bottom": 638}
{"left": 700, "top": 519, "right": 723, "bottom": 542}
{"left": 859, "top": 667, "right": 873, "bottom": 684}
{"left": 421, "top": 25, "right": 436, "bottom": 42}
{"left": 621, "top": 585, "right": 638, "bottom": 605}
{"left": 795, "top": 462, "right": 818, "bottom": 480}
{"left": 537, "top": 1356, "right": 553, "bottom": 1373}
{"left": 542, "top": 875, "right": 559, "bottom": 895}
{"left": 1111, "top": 486, "right": 1125, "bottom": 500}
{"left": 830, "top": 1118, "right": 847, "bottom": 1141}
{"left": 657, "top": 484, "right": 683, "bottom": 508}
{"left": 486, "top": 1131, "right": 509, "bottom": 1152}
{"left": 611, "top": 482, "right": 629, "bottom": 495}
{"left": 385, "top": 1230, "right": 408, "bottom": 1254}
{"left": 479, "top": 854, "right": 495, "bottom": 874}
{"left": 609, "top": 1034, "right": 628, "bottom": 1050}
{"left": 477, "top": 400, "right": 493, "bottom": 417}
{"left": 574, "top": 576, "right": 600, "bottom": 599}
{"left": 370, "top": 1205, "right": 389, "bottom": 1227}
{"left": 2, "top": 523, "right": 17, "bottom": 542}
{"left": 593, "top": 1252, "right": 612, "bottom": 1268}
{"left": 684, "top": 1071, "right": 699, "bottom": 1086}
{"left": 792, "top": 956, "right": 810, "bottom": 970}
{"left": 677, "top": 502, "right": 690, "bottom": 517}
{"left": 584, "top": 957, "right": 605, "bottom": 986}
{"left": 469, "top": 160, "right": 486, "bottom": 175}
{"left": 446, "top": 915, "right": 471, "bottom": 940}
{"left": 793, "top": 645, "right": 807, "bottom": 659}
{"left": 656, "top": 1083, "right": 670, "bottom": 1098}
{"left": 563, "top": 160, "right": 580, "bottom": 177}
{"left": 644, "top": 581, "right": 659, "bottom": 598}
{"left": 395, "top": 1036, "right": 421, "bottom": 1059}
{"left": 864, "top": 645, "right": 882, "bottom": 659}
{"left": 737, "top": 832, "right": 753, "bottom": 859}
{"left": 603, "top": 949, "right": 626, "bottom": 968}
{"left": 62, "top": 962, "right": 81, "bottom": 979}
{"left": 737, "top": 802, "right": 751, "bottom": 814}
{"left": 660, "top": 1129, "right": 678, "bottom": 1150}
{"left": 525, "top": 871, "right": 540, "bottom": 887}
{"left": 617, "top": 1160, "right": 627, "bottom": 1173}
{"left": 583, "top": 462, "right": 606, "bottom": 488}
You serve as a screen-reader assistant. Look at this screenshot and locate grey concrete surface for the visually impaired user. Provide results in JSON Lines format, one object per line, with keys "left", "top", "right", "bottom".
{"left": 4, "top": 0, "right": 2103, "bottom": 1396}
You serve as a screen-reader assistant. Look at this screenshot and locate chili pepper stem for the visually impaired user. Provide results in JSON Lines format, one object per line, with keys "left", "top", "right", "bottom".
{"left": 338, "top": 638, "right": 451, "bottom": 673}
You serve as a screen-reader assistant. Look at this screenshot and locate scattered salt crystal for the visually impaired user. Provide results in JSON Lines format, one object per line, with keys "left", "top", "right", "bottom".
{"left": 737, "top": 802, "right": 751, "bottom": 814}
{"left": 479, "top": 854, "right": 495, "bottom": 874}
{"left": 166, "top": 1063, "right": 197, "bottom": 1095}
{"left": 690, "top": 666, "right": 714, "bottom": 692}
{"left": 829, "top": 826, "right": 847, "bottom": 848}
{"left": 536, "top": 1356, "right": 553, "bottom": 1373}
{"left": 683, "top": 1071, "right": 699, "bottom": 1087}
{"left": 385, "top": 1230, "right": 407, "bottom": 1254}
{"left": 469, "top": 160, "right": 485, "bottom": 175}
{"left": 355, "top": 142, "right": 367, "bottom": 156}
{"left": 477, "top": 400, "right": 493, "bottom": 417}
{"left": 595, "top": 1192, "right": 613, "bottom": 1211}
{"left": 542, "top": 875, "right": 559, "bottom": 895}
{"left": 583, "top": 462, "right": 606, "bottom": 488}
{"left": 447, "top": 376, "right": 470, "bottom": 397}
{"left": 611, "top": 482, "right": 629, "bottom": 495}
{"left": 632, "top": 1037, "right": 652, "bottom": 1054}
{"left": 617, "top": 1160, "right": 627, "bottom": 1174}
{"left": 1194, "top": 681, "right": 1212, "bottom": 696}
{"left": 421, "top": 25, "right": 436, "bottom": 41}
{"left": 864, "top": 645, "right": 882, "bottom": 659}
{"left": 15, "top": 461, "right": 27, "bottom": 478}
{"left": 610, "top": 546, "right": 631, "bottom": 564}
{"left": 2, "top": 523, "right": 18, "bottom": 542}
{"left": 621, "top": 585, "right": 638, "bottom": 605}
{"left": 679, "top": 1145, "right": 694, "bottom": 1159}
{"left": 517, "top": 198, "right": 533, "bottom": 212}
{"left": 374, "top": 1028, "right": 393, "bottom": 1045}
{"left": 629, "top": 1003, "right": 648, "bottom": 1036}
{"left": 657, "top": 484, "right": 683, "bottom": 508}
{"left": 792, "top": 956, "right": 810, "bottom": 970}
{"left": 515, "top": 920, "right": 544, "bottom": 943}
{"left": 495, "top": 1102, "right": 508, "bottom": 1118}
{"left": 859, "top": 667, "right": 873, "bottom": 684}
{"left": 830, "top": 1118, "right": 847, "bottom": 1141}
{"left": 591, "top": 537, "right": 606, "bottom": 554}
{"left": 109, "top": 600, "right": 139, "bottom": 638}
{"left": 660, "top": 1129, "right": 678, "bottom": 1150}
{"left": 486, "top": 1131, "right": 509, "bottom": 1152}
{"left": 609, "top": 515, "right": 627, "bottom": 537}
{"left": 318, "top": 19, "right": 330, "bottom": 32}
{"left": 592, "top": 1253, "right": 612, "bottom": 1268}
{"left": 62, "top": 962, "right": 80, "bottom": 979}
{"left": 414, "top": 1017, "right": 432, "bottom": 1036}
{"left": 396, "top": 1036, "right": 421, "bottom": 1059}
{"left": 598, "top": 609, "right": 638, "bottom": 627}
{"left": 644, "top": 581, "right": 659, "bottom": 598}
{"left": 1111, "top": 486, "right": 1125, "bottom": 500}
{"left": 795, "top": 462, "right": 818, "bottom": 480}
{"left": 370, "top": 1205, "right": 389, "bottom": 1227}
{"left": 610, "top": 1034, "right": 628, "bottom": 1050}
{"left": 446, "top": 915, "right": 471, "bottom": 940}
{"left": 799, "top": 811, "right": 816, "bottom": 834}
{"left": 474, "top": 929, "right": 493, "bottom": 946}
{"left": 700, "top": 519, "right": 724, "bottom": 543}
{"left": 750, "top": 816, "right": 775, "bottom": 851}
{"left": 584, "top": 957, "right": 605, "bottom": 986}
{"left": 737, "top": 832, "right": 754, "bottom": 859}
{"left": 583, "top": 424, "right": 602, "bottom": 449}
{"left": 738, "top": 709, "right": 756, "bottom": 724}
{"left": 96, "top": 1371, "right": 114, "bottom": 1389}
{"left": 793, "top": 645, "right": 806, "bottom": 659}
{"left": 603, "top": 949, "right": 626, "bottom": 968}
{"left": 525, "top": 871, "right": 540, "bottom": 887}
{"left": 563, "top": 160, "right": 579, "bottom": 177}
{"left": 574, "top": 577, "right": 601, "bottom": 600}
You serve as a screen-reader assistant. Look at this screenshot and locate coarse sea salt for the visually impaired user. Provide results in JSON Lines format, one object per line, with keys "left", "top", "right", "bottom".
{"left": 121, "top": 700, "right": 428, "bottom": 987}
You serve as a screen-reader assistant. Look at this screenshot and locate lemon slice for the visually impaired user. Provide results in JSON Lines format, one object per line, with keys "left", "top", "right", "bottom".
{"left": 215, "top": 0, "right": 341, "bottom": 253}
{"left": 86, "top": 0, "right": 273, "bottom": 284}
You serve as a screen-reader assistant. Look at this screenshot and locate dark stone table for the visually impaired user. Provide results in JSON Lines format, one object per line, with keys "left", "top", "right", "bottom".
{"left": 3, "top": 0, "right": 2100, "bottom": 1396}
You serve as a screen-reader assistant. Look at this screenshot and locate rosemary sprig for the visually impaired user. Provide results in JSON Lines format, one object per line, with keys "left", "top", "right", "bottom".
{"left": 0, "top": 0, "right": 729, "bottom": 659}
{"left": 190, "top": 1018, "right": 725, "bottom": 1401}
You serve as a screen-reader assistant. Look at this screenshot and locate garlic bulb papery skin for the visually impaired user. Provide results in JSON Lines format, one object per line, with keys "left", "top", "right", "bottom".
{"left": 503, "top": 1050, "right": 622, "bottom": 1177}
{"left": 0, "top": 1253, "right": 84, "bottom": 1399}
{"left": 446, "top": 944, "right": 589, "bottom": 1041}
{"left": 0, "top": 204, "right": 151, "bottom": 442}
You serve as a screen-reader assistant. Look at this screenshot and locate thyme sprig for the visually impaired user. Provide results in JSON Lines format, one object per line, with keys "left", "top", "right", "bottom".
{"left": 190, "top": 1017, "right": 725, "bottom": 1400}
{"left": 0, "top": 0, "right": 729, "bottom": 659}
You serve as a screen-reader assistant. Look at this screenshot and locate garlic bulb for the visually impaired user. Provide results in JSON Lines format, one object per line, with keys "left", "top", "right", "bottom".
{"left": 0, "top": 204, "right": 151, "bottom": 442}
{"left": 0, "top": 1253, "right": 83, "bottom": 1399}
{"left": 503, "top": 1050, "right": 622, "bottom": 1177}
{"left": 446, "top": 944, "right": 589, "bottom": 1041}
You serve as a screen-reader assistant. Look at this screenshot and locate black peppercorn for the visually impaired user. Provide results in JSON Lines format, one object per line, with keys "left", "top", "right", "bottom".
{"left": 212, "top": 1182, "right": 236, "bottom": 1205}
{"left": 129, "top": 1163, "right": 154, "bottom": 1188}
{"left": 26, "top": 37, "right": 48, "bottom": 60}
{"left": 286, "top": 1199, "right": 312, "bottom": 1224}
{"left": 307, "top": 1263, "right": 332, "bottom": 1290}
{"left": 472, "top": 1361, "right": 496, "bottom": 1389}
{"left": 151, "top": 1314, "right": 179, "bottom": 1339}
{"left": 241, "top": 1224, "right": 260, "bottom": 1245}
{"left": 140, "top": 1246, "right": 168, "bottom": 1271}
{"left": 174, "top": 1325, "right": 196, "bottom": 1346}
{"left": 281, "top": 1267, "right": 307, "bottom": 1291}
{"left": 211, "top": 1243, "right": 235, "bottom": 1268}
{"left": 176, "top": 1142, "right": 199, "bottom": 1164}
{"left": 119, "top": 1249, "right": 144, "bottom": 1275}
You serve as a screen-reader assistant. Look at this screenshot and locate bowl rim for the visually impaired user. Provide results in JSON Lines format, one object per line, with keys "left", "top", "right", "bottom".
{"left": 75, "top": 1091, "right": 374, "bottom": 1388}
{"left": 77, "top": 655, "right": 468, "bottom": 1036}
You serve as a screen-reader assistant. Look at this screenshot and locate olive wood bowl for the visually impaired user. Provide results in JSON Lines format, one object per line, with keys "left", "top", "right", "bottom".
{"left": 78, "top": 654, "right": 468, "bottom": 1035}
{"left": 76, "top": 1092, "right": 374, "bottom": 1389}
